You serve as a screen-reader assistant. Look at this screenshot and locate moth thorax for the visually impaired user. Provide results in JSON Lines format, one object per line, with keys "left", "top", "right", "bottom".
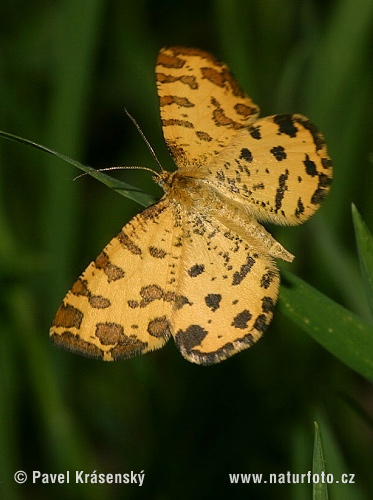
{"left": 163, "top": 172, "right": 213, "bottom": 210}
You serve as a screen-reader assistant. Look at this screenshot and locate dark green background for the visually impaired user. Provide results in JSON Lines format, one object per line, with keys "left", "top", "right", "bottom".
{"left": 1, "top": 1, "right": 372, "bottom": 498}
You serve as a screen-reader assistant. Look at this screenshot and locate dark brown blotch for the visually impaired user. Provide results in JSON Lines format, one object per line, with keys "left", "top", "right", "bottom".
{"left": 140, "top": 284, "right": 164, "bottom": 304}
{"left": 52, "top": 303, "right": 83, "bottom": 329}
{"left": 95, "top": 322, "right": 125, "bottom": 345}
{"left": 149, "top": 246, "right": 167, "bottom": 259}
{"left": 157, "top": 72, "right": 198, "bottom": 90}
{"left": 95, "top": 251, "right": 109, "bottom": 270}
{"left": 201, "top": 66, "right": 246, "bottom": 98}
{"left": 234, "top": 102, "right": 257, "bottom": 119}
{"left": 95, "top": 252, "right": 125, "bottom": 282}
{"left": 89, "top": 295, "right": 111, "bottom": 309}
{"left": 157, "top": 51, "right": 186, "bottom": 69}
{"left": 50, "top": 331, "right": 104, "bottom": 359}
{"left": 117, "top": 232, "right": 142, "bottom": 255}
{"left": 174, "top": 294, "right": 192, "bottom": 310}
{"left": 147, "top": 316, "right": 171, "bottom": 338}
{"left": 196, "top": 130, "right": 213, "bottom": 141}
{"left": 128, "top": 300, "right": 139, "bottom": 309}
{"left": 162, "top": 118, "right": 194, "bottom": 129}
{"left": 71, "top": 278, "right": 90, "bottom": 297}
{"left": 109, "top": 336, "right": 148, "bottom": 360}
{"left": 211, "top": 98, "right": 243, "bottom": 130}
{"left": 159, "top": 95, "right": 194, "bottom": 107}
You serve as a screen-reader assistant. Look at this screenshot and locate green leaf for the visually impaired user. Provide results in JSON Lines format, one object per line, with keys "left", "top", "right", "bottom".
{"left": 0, "top": 130, "right": 157, "bottom": 208}
{"left": 278, "top": 270, "right": 373, "bottom": 381}
{"left": 352, "top": 203, "right": 373, "bottom": 317}
{"left": 314, "top": 412, "right": 365, "bottom": 500}
{"left": 313, "top": 421, "right": 329, "bottom": 500}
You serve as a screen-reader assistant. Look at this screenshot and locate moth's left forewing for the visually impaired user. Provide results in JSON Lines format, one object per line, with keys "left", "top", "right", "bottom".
{"left": 50, "top": 199, "right": 183, "bottom": 361}
{"left": 171, "top": 211, "right": 280, "bottom": 365}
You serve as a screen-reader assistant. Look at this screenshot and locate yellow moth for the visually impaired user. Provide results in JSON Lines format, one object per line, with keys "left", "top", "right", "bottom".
{"left": 50, "top": 46, "right": 332, "bottom": 365}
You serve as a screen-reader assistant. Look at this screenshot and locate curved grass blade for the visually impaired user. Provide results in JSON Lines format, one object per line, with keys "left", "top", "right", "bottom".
{"left": 279, "top": 270, "right": 373, "bottom": 381}
{"left": 313, "top": 421, "right": 329, "bottom": 500}
{"left": 0, "top": 130, "right": 157, "bottom": 207}
{"left": 352, "top": 203, "right": 373, "bottom": 317}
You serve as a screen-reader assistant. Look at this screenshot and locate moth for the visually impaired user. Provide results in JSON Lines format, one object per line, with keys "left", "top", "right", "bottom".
{"left": 50, "top": 46, "right": 332, "bottom": 365}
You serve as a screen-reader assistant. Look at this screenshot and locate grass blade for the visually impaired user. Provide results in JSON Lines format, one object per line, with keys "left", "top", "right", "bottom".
{"left": 352, "top": 203, "right": 373, "bottom": 317}
{"left": 279, "top": 270, "right": 373, "bottom": 381}
{"left": 0, "top": 129, "right": 156, "bottom": 207}
{"left": 313, "top": 421, "right": 329, "bottom": 500}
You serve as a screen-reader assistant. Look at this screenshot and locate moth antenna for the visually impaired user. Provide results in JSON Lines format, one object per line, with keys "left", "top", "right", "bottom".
{"left": 75, "top": 110, "right": 165, "bottom": 182}
{"left": 73, "top": 165, "right": 160, "bottom": 181}
{"left": 125, "top": 108, "right": 164, "bottom": 173}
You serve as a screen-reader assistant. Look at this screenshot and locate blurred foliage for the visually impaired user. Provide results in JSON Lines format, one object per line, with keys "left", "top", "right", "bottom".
{"left": 0, "top": 0, "right": 373, "bottom": 498}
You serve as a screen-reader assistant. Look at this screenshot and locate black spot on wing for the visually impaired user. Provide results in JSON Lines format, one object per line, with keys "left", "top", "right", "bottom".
{"left": 188, "top": 264, "right": 205, "bottom": 277}
{"left": 248, "top": 125, "right": 261, "bottom": 140}
{"left": 261, "top": 296, "right": 275, "bottom": 313}
{"left": 216, "top": 169, "right": 225, "bottom": 181}
{"left": 295, "top": 197, "right": 305, "bottom": 217}
{"left": 175, "top": 325, "right": 208, "bottom": 351}
{"left": 232, "top": 309, "right": 252, "bottom": 329}
{"left": 232, "top": 255, "right": 256, "bottom": 285}
{"left": 303, "top": 154, "right": 317, "bottom": 176}
{"left": 274, "top": 114, "right": 298, "bottom": 137}
{"left": 240, "top": 148, "right": 253, "bottom": 162}
{"left": 297, "top": 117, "right": 325, "bottom": 151}
{"left": 318, "top": 172, "right": 332, "bottom": 188}
{"left": 253, "top": 314, "right": 269, "bottom": 334}
{"left": 149, "top": 246, "right": 167, "bottom": 258}
{"left": 322, "top": 157, "right": 332, "bottom": 169}
{"left": 260, "top": 272, "right": 274, "bottom": 289}
{"left": 270, "top": 146, "right": 287, "bottom": 161}
{"left": 311, "top": 172, "right": 332, "bottom": 205}
{"left": 275, "top": 169, "right": 289, "bottom": 211}
{"left": 205, "top": 293, "right": 222, "bottom": 312}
